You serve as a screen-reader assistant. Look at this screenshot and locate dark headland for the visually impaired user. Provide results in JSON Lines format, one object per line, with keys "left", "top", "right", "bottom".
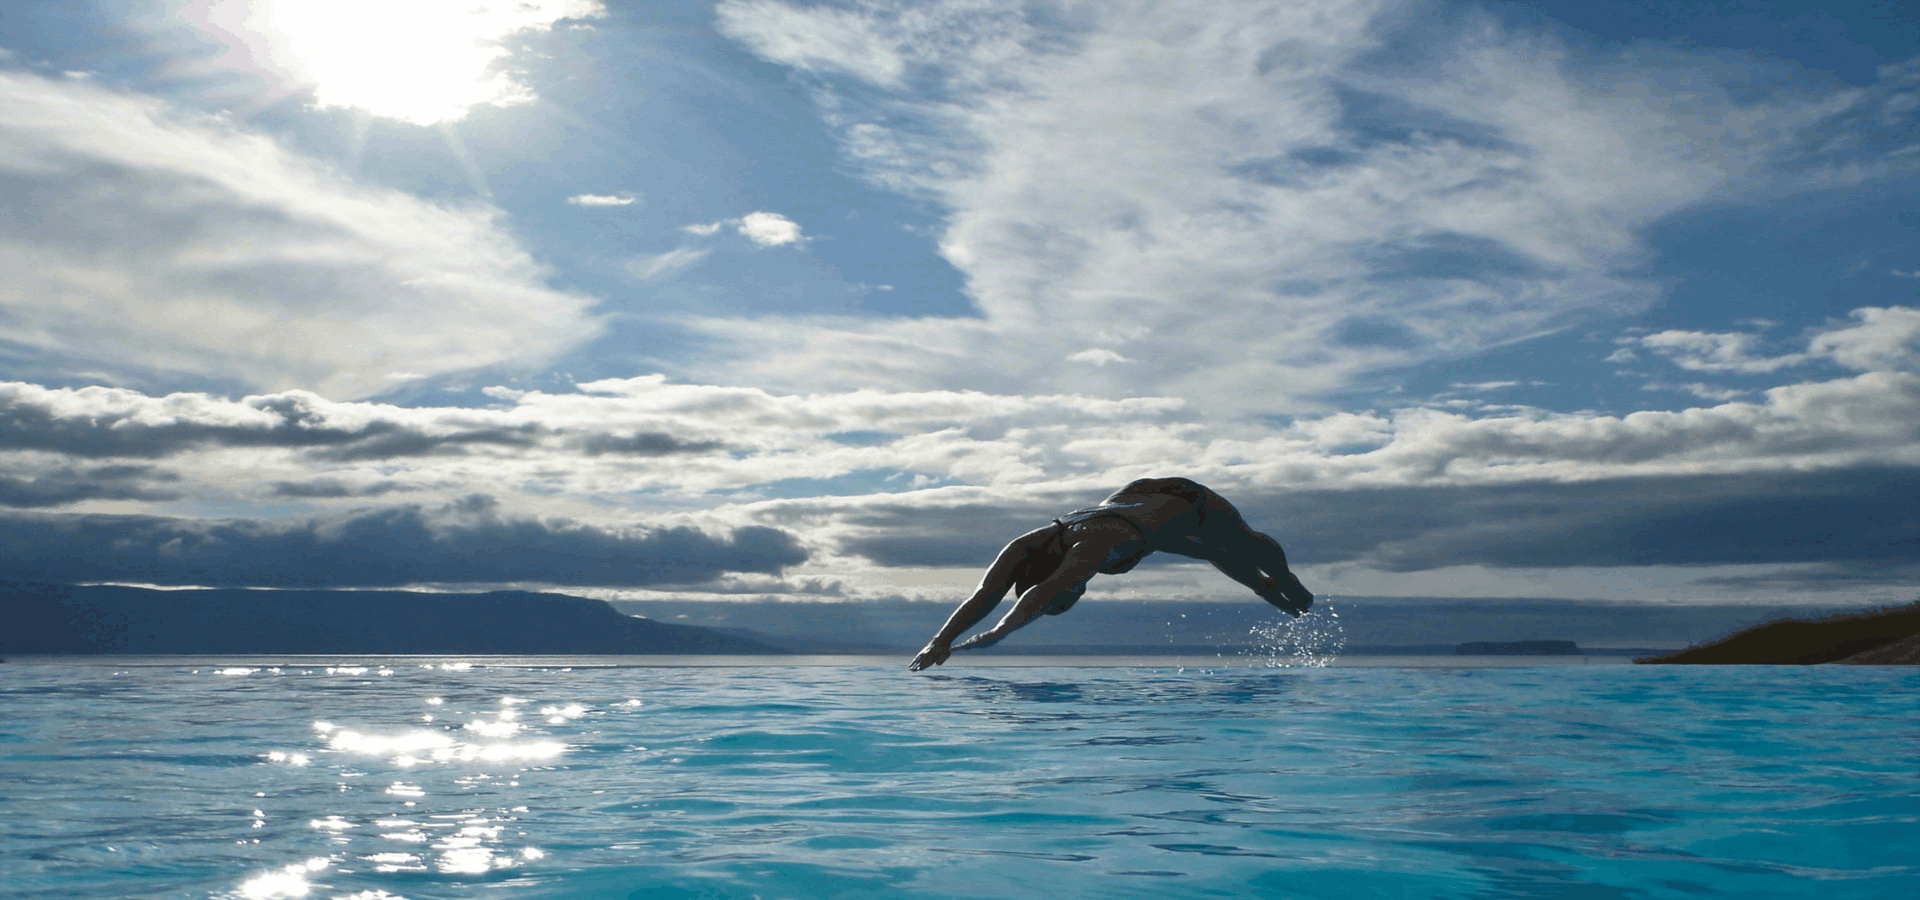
{"left": 1635, "top": 601, "right": 1920, "bottom": 665}
{"left": 0, "top": 580, "right": 782, "bottom": 655}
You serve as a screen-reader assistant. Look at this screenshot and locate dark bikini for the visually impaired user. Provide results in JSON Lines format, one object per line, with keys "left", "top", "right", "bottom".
{"left": 1018, "top": 478, "right": 1214, "bottom": 616}
{"left": 1052, "top": 503, "right": 1154, "bottom": 574}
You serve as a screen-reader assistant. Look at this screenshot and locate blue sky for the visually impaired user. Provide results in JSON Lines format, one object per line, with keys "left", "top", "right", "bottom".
{"left": 1, "top": 0, "right": 1916, "bottom": 614}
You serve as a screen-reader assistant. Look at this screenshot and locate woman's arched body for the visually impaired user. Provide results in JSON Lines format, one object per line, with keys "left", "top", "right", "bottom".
{"left": 908, "top": 477, "right": 1314, "bottom": 671}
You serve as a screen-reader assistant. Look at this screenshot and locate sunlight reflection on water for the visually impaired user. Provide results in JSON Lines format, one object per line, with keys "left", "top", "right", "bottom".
{"left": 4, "top": 659, "right": 1918, "bottom": 900}
{"left": 255, "top": 678, "right": 568, "bottom": 890}
{"left": 235, "top": 857, "right": 328, "bottom": 899}
{"left": 311, "top": 712, "right": 565, "bottom": 766}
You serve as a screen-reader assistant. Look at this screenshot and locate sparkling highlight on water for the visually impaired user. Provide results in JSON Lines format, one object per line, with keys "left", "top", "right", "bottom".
{"left": 6, "top": 658, "right": 1917, "bottom": 900}
{"left": 235, "top": 857, "right": 329, "bottom": 899}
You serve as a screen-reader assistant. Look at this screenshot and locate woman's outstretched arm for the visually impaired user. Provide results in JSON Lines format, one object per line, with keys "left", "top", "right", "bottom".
{"left": 949, "top": 529, "right": 1116, "bottom": 653}
{"left": 908, "top": 526, "right": 1055, "bottom": 671}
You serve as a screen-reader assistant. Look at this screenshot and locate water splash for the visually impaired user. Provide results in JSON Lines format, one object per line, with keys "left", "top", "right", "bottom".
{"left": 1243, "top": 596, "right": 1346, "bottom": 667}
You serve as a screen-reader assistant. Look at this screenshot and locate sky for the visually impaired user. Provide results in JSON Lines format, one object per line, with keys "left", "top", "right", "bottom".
{"left": 1, "top": 0, "right": 1917, "bottom": 622}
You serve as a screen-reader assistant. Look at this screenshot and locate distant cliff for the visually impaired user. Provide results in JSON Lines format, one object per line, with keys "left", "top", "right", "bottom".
{"left": 1456, "top": 640, "right": 1580, "bottom": 656}
{"left": 1635, "top": 601, "right": 1920, "bottom": 665}
{"left": 0, "top": 581, "right": 782, "bottom": 655}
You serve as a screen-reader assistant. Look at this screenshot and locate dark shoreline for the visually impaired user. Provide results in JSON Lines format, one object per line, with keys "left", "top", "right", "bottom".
{"left": 0, "top": 581, "right": 783, "bottom": 656}
{"left": 1635, "top": 601, "right": 1920, "bottom": 665}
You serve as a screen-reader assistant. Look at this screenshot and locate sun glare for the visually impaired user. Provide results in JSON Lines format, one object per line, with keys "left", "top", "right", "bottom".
{"left": 208, "top": 0, "right": 602, "bottom": 126}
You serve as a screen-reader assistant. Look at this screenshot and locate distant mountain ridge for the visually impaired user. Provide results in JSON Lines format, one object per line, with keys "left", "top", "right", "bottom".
{"left": 0, "top": 581, "right": 782, "bottom": 655}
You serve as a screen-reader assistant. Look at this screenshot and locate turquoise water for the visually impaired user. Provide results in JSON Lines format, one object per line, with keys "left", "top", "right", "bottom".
{"left": 3, "top": 659, "right": 1917, "bottom": 899}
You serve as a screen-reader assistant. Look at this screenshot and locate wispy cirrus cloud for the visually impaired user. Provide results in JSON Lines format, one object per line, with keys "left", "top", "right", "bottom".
{"left": 0, "top": 71, "right": 604, "bottom": 398}
{"left": 567, "top": 192, "right": 638, "bottom": 206}
{"left": 1633, "top": 330, "right": 1811, "bottom": 373}
{"left": 627, "top": 248, "right": 711, "bottom": 281}
{"left": 704, "top": 0, "right": 1917, "bottom": 415}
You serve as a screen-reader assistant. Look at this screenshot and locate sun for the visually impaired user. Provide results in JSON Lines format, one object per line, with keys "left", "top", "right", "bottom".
{"left": 201, "top": 0, "right": 602, "bottom": 126}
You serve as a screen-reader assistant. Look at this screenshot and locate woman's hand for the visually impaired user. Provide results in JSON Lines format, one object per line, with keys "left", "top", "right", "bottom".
{"left": 908, "top": 640, "right": 952, "bottom": 671}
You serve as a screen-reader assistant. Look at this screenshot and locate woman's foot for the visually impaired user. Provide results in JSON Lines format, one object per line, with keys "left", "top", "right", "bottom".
{"left": 1262, "top": 571, "right": 1314, "bottom": 616}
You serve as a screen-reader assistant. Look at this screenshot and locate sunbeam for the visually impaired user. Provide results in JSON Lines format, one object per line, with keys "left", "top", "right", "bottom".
{"left": 191, "top": 0, "right": 602, "bottom": 126}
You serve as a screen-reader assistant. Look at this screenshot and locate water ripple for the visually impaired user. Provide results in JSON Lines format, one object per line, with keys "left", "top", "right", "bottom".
{"left": 1, "top": 662, "right": 1917, "bottom": 899}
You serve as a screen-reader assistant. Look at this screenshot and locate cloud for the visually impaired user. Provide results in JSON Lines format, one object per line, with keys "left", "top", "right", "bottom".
{"left": 0, "top": 377, "right": 1185, "bottom": 508}
{"left": 0, "top": 71, "right": 604, "bottom": 398}
{"left": 1346, "top": 370, "right": 1920, "bottom": 483}
{"left": 817, "top": 490, "right": 1080, "bottom": 568}
{"left": 823, "top": 464, "right": 1920, "bottom": 580}
{"left": 714, "top": 0, "right": 911, "bottom": 88}
{"left": 1635, "top": 330, "right": 1808, "bottom": 373}
{"left": 1067, "top": 348, "right": 1131, "bottom": 366}
{"left": 1689, "top": 562, "right": 1920, "bottom": 591}
{"left": 1632, "top": 306, "right": 1920, "bottom": 375}
{"left": 1314, "top": 467, "right": 1920, "bottom": 574}
{"left": 0, "top": 382, "right": 545, "bottom": 460}
{"left": 627, "top": 248, "right": 711, "bottom": 281}
{"left": 567, "top": 193, "right": 638, "bottom": 206}
{"left": 737, "top": 211, "right": 805, "bottom": 247}
{"left": 0, "top": 464, "right": 180, "bottom": 508}
{"left": 1807, "top": 306, "right": 1920, "bottom": 372}
{"left": 1750, "top": 57, "right": 1920, "bottom": 192}
{"left": 571, "top": 431, "right": 726, "bottom": 456}
{"left": 1651, "top": 383, "right": 1748, "bottom": 402}
{"left": 2, "top": 304, "right": 1914, "bottom": 594}
{"left": 0, "top": 495, "right": 808, "bottom": 588}
{"left": 268, "top": 477, "right": 406, "bottom": 499}
{"left": 8, "top": 322, "right": 1914, "bottom": 507}
{"left": 680, "top": 212, "right": 807, "bottom": 247}
{"left": 699, "top": 0, "right": 1903, "bottom": 415}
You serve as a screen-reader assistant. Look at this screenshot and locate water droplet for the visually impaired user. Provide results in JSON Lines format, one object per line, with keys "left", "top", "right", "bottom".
{"left": 1242, "top": 597, "right": 1347, "bottom": 667}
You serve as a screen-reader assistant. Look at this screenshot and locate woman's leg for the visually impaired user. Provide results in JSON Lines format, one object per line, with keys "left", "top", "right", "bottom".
{"left": 1192, "top": 490, "right": 1314, "bottom": 614}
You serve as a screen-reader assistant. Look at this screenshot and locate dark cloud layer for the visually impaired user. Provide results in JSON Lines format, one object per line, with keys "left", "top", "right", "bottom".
{"left": 1688, "top": 561, "right": 1920, "bottom": 591}
{"left": 0, "top": 465, "right": 179, "bottom": 508}
{"left": 836, "top": 467, "right": 1920, "bottom": 580}
{"left": 573, "top": 431, "right": 727, "bottom": 456}
{"left": 1286, "top": 466, "right": 1920, "bottom": 573}
{"left": 0, "top": 387, "right": 509, "bottom": 459}
{"left": 0, "top": 496, "right": 807, "bottom": 588}
{"left": 0, "top": 386, "right": 722, "bottom": 461}
{"left": 832, "top": 497, "right": 1069, "bottom": 568}
{"left": 303, "top": 424, "right": 541, "bottom": 462}
{"left": 267, "top": 479, "right": 407, "bottom": 499}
